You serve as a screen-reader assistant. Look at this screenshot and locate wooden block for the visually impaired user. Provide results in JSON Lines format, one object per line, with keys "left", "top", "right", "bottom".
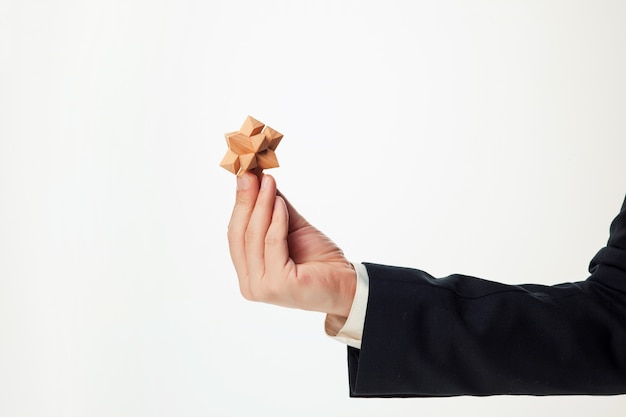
{"left": 250, "top": 133, "right": 268, "bottom": 153}
{"left": 224, "top": 131, "right": 238, "bottom": 146}
{"left": 220, "top": 149, "right": 240, "bottom": 175}
{"left": 263, "top": 125, "right": 283, "bottom": 150}
{"left": 240, "top": 115, "right": 264, "bottom": 137}
{"left": 256, "top": 149, "right": 279, "bottom": 169}
{"left": 221, "top": 116, "right": 283, "bottom": 176}
{"left": 226, "top": 132, "right": 254, "bottom": 154}
{"left": 239, "top": 153, "right": 257, "bottom": 174}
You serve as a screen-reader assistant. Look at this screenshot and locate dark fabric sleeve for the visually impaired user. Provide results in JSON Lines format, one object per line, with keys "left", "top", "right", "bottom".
{"left": 348, "top": 196, "right": 626, "bottom": 397}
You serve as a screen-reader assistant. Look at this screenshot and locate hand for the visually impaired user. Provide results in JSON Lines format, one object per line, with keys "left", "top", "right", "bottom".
{"left": 227, "top": 172, "right": 356, "bottom": 317}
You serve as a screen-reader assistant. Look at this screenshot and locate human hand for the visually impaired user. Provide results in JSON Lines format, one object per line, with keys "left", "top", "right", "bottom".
{"left": 227, "top": 172, "right": 356, "bottom": 318}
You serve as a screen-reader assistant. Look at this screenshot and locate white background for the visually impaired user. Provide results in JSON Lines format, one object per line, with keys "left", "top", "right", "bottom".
{"left": 1, "top": 0, "right": 626, "bottom": 416}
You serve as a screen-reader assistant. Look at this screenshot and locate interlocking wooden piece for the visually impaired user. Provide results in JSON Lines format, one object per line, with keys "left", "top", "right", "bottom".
{"left": 239, "top": 153, "right": 257, "bottom": 171}
{"left": 263, "top": 126, "right": 283, "bottom": 150}
{"left": 239, "top": 115, "right": 264, "bottom": 137}
{"left": 220, "top": 149, "right": 240, "bottom": 174}
{"left": 256, "top": 148, "right": 278, "bottom": 169}
{"left": 220, "top": 116, "right": 283, "bottom": 176}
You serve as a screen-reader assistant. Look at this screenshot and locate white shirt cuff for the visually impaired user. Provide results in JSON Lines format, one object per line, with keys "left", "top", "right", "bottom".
{"left": 324, "top": 262, "right": 369, "bottom": 349}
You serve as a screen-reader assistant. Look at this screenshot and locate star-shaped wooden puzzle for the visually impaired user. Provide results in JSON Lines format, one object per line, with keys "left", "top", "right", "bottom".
{"left": 220, "top": 115, "right": 283, "bottom": 176}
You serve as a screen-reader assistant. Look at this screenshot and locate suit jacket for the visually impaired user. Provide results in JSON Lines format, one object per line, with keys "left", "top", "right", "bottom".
{"left": 348, "top": 196, "right": 626, "bottom": 397}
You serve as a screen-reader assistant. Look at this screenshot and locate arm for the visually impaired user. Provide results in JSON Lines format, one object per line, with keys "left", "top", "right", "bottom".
{"left": 227, "top": 174, "right": 626, "bottom": 396}
{"left": 349, "top": 197, "right": 626, "bottom": 397}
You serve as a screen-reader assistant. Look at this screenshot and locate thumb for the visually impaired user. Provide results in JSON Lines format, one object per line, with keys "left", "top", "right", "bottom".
{"left": 264, "top": 195, "right": 291, "bottom": 273}
{"left": 276, "top": 189, "right": 310, "bottom": 232}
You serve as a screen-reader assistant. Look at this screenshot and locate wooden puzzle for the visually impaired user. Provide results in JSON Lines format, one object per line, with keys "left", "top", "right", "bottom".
{"left": 220, "top": 116, "right": 283, "bottom": 176}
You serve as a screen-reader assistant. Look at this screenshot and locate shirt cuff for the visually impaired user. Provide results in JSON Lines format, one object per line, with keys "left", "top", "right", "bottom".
{"left": 324, "top": 262, "right": 369, "bottom": 349}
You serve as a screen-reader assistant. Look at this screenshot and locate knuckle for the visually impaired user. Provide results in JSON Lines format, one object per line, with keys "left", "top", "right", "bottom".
{"left": 227, "top": 217, "right": 246, "bottom": 240}
{"left": 247, "top": 284, "right": 263, "bottom": 302}
{"left": 264, "top": 280, "right": 283, "bottom": 303}
{"left": 235, "top": 191, "right": 252, "bottom": 208}
{"left": 264, "top": 232, "right": 280, "bottom": 247}
{"left": 227, "top": 223, "right": 237, "bottom": 239}
{"left": 244, "top": 228, "right": 259, "bottom": 243}
{"left": 235, "top": 191, "right": 254, "bottom": 210}
{"left": 248, "top": 281, "right": 277, "bottom": 304}
{"left": 240, "top": 286, "right": 254, "bottom": 301}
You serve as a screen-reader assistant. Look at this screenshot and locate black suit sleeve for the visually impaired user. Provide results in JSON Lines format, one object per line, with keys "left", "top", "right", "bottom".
{"left": 348, "top": 196, "right": 626, "bottom": 397}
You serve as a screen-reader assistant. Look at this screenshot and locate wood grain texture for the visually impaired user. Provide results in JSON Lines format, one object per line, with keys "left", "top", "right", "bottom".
{"left": 220, "top": 116, "right": 284, "bottom": 176}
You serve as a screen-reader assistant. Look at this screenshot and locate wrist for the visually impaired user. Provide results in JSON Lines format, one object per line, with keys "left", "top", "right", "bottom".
{"left": 325, "top": 262, "right": 368, "bottom": 349}
{"left": 333, "top": 262, "right": 357, "bottom": 317}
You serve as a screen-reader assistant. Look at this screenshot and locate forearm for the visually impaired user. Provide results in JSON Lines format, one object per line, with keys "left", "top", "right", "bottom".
{"left": 350, "top": 263, "right": 626, "bottom": 397}
{"left": 348, "top": 196, "right": 626, "bottom": 397}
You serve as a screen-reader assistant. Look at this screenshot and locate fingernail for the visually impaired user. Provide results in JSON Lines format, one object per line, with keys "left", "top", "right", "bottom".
{"left": 237, "top": 174, "right": 249, "bottom": 190}
{"left": 260, "top": 174, "right": 270, "bottom": 191}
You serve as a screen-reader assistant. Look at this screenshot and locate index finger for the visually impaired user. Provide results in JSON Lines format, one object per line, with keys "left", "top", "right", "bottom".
{"left": 227, "top": 172, "right": 261, "bottom": 286}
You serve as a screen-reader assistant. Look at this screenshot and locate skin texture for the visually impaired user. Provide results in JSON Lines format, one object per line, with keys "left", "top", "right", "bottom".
{"left": 227, "top": 172, "right": 356, "bottom": 318}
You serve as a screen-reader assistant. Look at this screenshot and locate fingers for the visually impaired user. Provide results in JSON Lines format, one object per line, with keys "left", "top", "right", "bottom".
{"left": 227, "top": 172, "right": 260, "bottom": 295}
{"left": 264, "top": 196, "right": 291, "bottom": 277}
{"left": 245, "top": 175, "right": 277, "bottom": 282}
{"left": 228, "top": 173, "right": 303, "bottom": 305}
